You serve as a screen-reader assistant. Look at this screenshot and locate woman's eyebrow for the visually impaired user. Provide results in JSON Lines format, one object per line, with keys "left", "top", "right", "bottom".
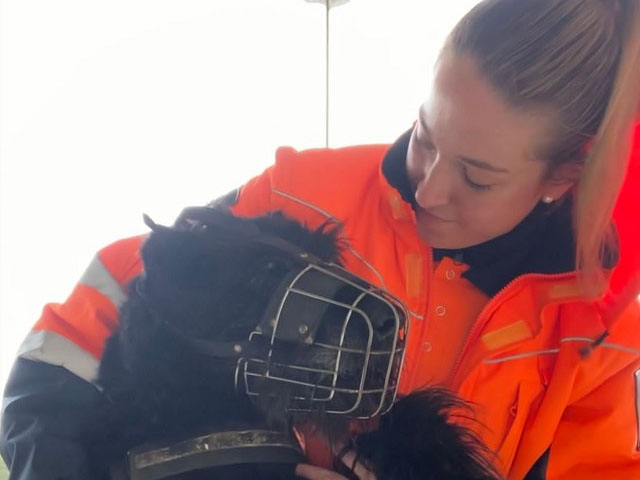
{"left": 461, "top": 157, "right": 510, "bottom": 174}
{"left": 418, "top": 106, "right": 509, "bottom": 174}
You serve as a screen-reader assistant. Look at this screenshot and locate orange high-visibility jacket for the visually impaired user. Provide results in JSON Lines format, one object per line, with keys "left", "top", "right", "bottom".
{"left": 3, "top": 125, "right": 640, "bottom": 480}
{"left": 226, "top": 127, "right": 640, "bottom": 479}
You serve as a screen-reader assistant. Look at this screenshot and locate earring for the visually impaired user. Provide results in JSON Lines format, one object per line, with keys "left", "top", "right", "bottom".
{"left": 542, "top": 196, "right": 554, "bottom": 204}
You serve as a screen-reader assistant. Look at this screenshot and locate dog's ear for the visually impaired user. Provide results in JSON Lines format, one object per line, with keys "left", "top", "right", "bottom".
{"left": 352, "top": 389, "right": 503, "bottom": 480}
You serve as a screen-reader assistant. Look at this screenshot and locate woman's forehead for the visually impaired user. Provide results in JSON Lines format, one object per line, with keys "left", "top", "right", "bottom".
{"left": 422, "top": 54, "right": 553, "bottom": 169}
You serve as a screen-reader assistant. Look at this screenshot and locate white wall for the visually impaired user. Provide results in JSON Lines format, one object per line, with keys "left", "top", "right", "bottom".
{"left": 0, "top": 0, "right": 481, "bottom": 393}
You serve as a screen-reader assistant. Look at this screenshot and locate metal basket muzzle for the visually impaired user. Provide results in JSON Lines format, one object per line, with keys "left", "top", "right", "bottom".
{"left": 236, "top": 261, "right": 408, "bottom": 419}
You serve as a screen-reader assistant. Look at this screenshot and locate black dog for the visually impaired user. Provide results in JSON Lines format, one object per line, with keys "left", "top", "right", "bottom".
{"left": 91, "top": 208, "right": 502, "bottom": 480}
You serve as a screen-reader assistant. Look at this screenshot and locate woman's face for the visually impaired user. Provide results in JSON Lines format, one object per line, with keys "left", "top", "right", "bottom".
{"left": 406, "top": 53, "right": 573, "bottom": 249}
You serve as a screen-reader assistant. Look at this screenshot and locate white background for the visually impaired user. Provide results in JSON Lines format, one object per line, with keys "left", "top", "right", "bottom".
{"left": 0, "top": 0, "right": 481, "bottom": 392}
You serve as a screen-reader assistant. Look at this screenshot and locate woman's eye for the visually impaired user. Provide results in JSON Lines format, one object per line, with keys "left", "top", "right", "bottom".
{"left": 462, "top": 167, "right": 491, "bottom": 191}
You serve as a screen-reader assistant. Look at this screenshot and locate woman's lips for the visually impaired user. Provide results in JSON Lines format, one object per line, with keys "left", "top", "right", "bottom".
{"left": 417, "top": 208, "right": 454, "bottom": 223}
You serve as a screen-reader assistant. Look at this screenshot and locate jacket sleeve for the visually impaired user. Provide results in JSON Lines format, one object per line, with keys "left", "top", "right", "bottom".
{"left": 546, "top": 357, "right": 640, "bottom": 480}
{"left": 0, "top": 164, "right": 277, "bottom": 479}
{"left": 0, "top": 358, "right": 109, "bottom": 480}
{"left": 0, "top": 236, "right": 145, "bottom": 480}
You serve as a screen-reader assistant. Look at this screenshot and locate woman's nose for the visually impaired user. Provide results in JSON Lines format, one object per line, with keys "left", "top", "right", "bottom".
{"left": 414, "top": 158, "right": 452, "bottom": 209}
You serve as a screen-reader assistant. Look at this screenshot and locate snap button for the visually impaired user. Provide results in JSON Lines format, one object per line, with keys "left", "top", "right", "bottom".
{"left": 445, "top": 269, "right": 455, "bottom": 280}
{"left": 435, "top": 305, "right": 446, "bottom": 316}
{"left": 423, "top": 341, "right": 433, "bottom": 352}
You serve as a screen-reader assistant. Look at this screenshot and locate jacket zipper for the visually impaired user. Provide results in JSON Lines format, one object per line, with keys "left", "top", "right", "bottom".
{"left": 447, "top": 270, "right": 577, "bottom": 387}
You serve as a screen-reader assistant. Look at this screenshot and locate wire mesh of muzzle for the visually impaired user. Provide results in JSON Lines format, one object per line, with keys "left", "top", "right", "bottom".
{"left": 237, "top": 262, "right": 409, "bottom": 419}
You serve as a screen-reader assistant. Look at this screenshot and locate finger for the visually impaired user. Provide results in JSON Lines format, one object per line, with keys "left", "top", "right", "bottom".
{"left": 295, "top": 463, "right": 348, "bottom": 480}
{"left": 339, "top": 450, "right": 376, "bottom": 480}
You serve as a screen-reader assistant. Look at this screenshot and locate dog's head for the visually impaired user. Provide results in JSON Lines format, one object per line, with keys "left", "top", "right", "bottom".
{"left": 94, "top": 208, "right": 505, "bottom": 480}
{"left": 97, "top": 208, "right": 407, "bottom": 464}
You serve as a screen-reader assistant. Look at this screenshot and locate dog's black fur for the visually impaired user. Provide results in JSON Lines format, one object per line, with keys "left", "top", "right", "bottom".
{"left": 91, "top": 210, "right": 502, "bottom": 480}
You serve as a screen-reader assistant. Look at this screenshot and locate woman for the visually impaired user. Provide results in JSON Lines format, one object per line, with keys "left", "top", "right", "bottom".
{"left": 2, "top": 0, "right": 640, "bottom": 479}
{"left": 233, "top": 1, "right": 640, "bottom": 478}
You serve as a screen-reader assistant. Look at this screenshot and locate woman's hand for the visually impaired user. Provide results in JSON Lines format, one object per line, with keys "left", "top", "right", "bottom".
{"left": 295, "top": 451, "right": 376, "bottom": 480}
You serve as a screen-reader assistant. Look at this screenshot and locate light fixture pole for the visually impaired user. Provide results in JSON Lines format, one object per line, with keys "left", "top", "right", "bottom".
{"left": 303, "top": 0, "right": 351, "bottom": 147}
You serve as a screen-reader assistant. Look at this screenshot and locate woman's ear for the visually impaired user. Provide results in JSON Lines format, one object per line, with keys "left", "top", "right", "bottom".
{"left": 542, "top": 161, "right": 583, "bottom": 200}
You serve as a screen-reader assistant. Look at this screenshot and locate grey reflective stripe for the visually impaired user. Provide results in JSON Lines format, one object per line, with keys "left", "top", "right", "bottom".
{"left": 599, "top": 342, "right": 640, "bottom": 356}
{"left": 272, "top": 189, "right": 388, "bottom": 289}
{"left": 272, "top": 189, "right": 341, "bottom": 225}
{"left": 18, "top": 330, "right": 100, "bottom": 383}
{"left": 560, "top": 336, "right": 640, "bottom": 356}
{"left": 346, "top": 246, "right": 388, "bottom": 291}
{"left": 483, "top": 348, "right": 561, "bottom": 365}
{"left": 484, "top": 336, "right": 640, "bottom": 365}
{"left": 635, "top": 369, "right": 640, "bottom": 451}
{"left": 79, "top": 254, "right": 127, "bottom": 309}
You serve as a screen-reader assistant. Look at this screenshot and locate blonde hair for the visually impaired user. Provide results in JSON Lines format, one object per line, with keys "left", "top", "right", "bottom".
{"left": 446, "top": 0, "right": 640, "bottom": 297}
